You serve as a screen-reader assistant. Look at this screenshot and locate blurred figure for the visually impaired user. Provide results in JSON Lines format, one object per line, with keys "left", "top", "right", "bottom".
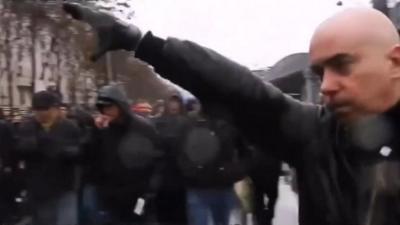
{"left": 178, "top": 103, "right": 248, "bottom": 225}
{"left": 131, "top": 99, "right": 153, "bottom": 118}
{"left": 86, "top": 85, "right": 163, "bottom": 225}
{"left": 59, "top": 103, "right": 69, "bottom": 120}
{"left": 66, "top": 106, "right": 96, "bottom": 225}
{"left": 248, "top": 149, "right": 281, "bottom": 225}
{"left": 186, "top": 98, "right": 201, "bottom": 119}
{"left": 165, "top": 94, "right": 186, "bottom": 116}
{"left": 15, "top": 91, "right": 81, "bottom": 225}
{"left": 151, "top": 99, "right": 165, "bottom": 118}
{"left": 11, "top": 112, "right": 23, "bottom": 129}
{"left": 0, "top": 108, "right": 20, "bottom": 223}
{"left": 152, "top": 94, "right": 189, "bottom": 225}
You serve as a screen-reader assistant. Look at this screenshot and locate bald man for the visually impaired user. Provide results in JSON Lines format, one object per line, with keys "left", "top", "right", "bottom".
{"left": 64, "top": 4, "right": 400, "bottom": 225}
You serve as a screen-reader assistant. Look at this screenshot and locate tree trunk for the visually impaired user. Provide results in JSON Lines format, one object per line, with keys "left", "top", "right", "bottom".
{"left": 4, "top": 12, "right": 13, "bottom": 110}
{"left": 30, "top": 12, "right": 37, "bottom": 93}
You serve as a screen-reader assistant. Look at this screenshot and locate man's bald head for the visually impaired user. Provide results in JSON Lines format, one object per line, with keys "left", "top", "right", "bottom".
{"left": 309, "top": 7, "right": 400, "bottom": 123}
{"left": 311, "top": 8, "right": 399, "bottom": 54}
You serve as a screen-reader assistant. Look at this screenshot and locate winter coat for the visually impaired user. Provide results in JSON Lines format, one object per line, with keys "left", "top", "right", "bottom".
{"left": 15, "top": 117, "right": 81, "bottom": 200}
{"left": 246, "top": 144, "right": 282, "bottom": 189}
{"left": 177, "top": 114, "right": 249, "bottom": 188}
{"left": 0, "top": 119, "right": 20, "bottom": 220}
{"left": 89, "top": 85, "right": 163, "bottom": 210}
{"left": 0, "top": 119, "right": 15, "bottom": 170}
{"left": 152, "top": 114, "right": 189, "bottom": 191}
{"left": 134, "top": 32, "right": 400, "bottom": 225}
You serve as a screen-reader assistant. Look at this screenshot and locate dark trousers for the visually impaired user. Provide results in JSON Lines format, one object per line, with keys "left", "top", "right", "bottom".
{"left": 252, "top": 178, "right": 279, "bottom": 225}
{"left": 31, "top": 191, "right": 78, "bottom": 225}
{"left": 155, "top": 189, "right": 187, "bottom": 225}
{"left": 186, "top": 188, "right": 240, "bottom": 225}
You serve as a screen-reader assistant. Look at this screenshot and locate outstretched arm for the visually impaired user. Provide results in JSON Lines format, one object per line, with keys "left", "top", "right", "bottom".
{"left": 63, "top": 3, "right": 322, "bottom": 165}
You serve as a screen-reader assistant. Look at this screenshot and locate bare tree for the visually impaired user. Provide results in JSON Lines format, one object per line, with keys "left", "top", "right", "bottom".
{"left": 0, "top": 0, "right": 174, "bottom": 110}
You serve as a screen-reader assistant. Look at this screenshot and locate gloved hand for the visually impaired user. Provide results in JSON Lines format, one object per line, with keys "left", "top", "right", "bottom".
{"left": 63, "top": 2, "right": 142, "bottom": 61}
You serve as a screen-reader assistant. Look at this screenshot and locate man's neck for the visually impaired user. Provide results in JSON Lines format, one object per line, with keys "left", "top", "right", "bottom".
{"left": 39, "top": 118, "right": 59, "bottom": 131}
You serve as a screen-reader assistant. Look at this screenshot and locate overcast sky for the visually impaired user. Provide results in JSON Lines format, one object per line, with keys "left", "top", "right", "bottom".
{"left": 116, "top": 0, "right": 372, "bottom": 69}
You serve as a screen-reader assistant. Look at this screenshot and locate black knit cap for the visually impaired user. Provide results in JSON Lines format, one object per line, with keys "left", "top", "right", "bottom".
{"left": 32, "top": 90, "right": 61, "bottom": 110}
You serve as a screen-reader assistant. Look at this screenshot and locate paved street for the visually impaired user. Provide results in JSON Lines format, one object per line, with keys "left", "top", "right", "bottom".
{"left": 273, "top": 178, "right": 299, "bottom": 225}
{"left": 230, "top": 177, "right": 299, "bottom": 225}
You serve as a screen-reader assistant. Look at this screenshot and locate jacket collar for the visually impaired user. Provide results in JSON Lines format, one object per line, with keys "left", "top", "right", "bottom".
{"left": 382, "top": 100, "right": 400, "bottom": 127}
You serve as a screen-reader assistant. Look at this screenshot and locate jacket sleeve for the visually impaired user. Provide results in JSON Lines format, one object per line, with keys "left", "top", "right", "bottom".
{"left": 15, "top": 121, "right": 39, "bottom": 156}
{"left": 135, "top": 32, "right": 322, "bottom": 166}
{"left": 0, "top": 121, "right": 17, "bottom": 170}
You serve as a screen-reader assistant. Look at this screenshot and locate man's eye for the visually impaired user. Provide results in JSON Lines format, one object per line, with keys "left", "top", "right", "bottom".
{"left": 328, "top": 56, "right": 354, "bottom": 75}
{"left": 311, "top": 66, "right": 324, "bottom": 78}
{"left": 330, "top": 61, "right": 351, "bottom": 75}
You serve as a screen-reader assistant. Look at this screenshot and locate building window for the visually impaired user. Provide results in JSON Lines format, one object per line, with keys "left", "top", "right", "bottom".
{"left": 18, "top": 86, "right": 30, "bottom": 106}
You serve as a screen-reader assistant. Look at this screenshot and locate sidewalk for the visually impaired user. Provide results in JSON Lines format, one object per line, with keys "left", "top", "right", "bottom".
{"left": 273, "top": 178, "right": 299, "bottom": 225}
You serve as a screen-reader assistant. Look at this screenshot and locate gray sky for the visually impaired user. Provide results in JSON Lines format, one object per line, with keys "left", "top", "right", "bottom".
{"left": 108, "top": 0, "right": 371, "bottom": 69}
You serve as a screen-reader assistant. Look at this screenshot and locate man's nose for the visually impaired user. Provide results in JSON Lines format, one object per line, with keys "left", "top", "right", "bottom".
{"left": 320, "top": 70, "right": 340, "bottom": 97}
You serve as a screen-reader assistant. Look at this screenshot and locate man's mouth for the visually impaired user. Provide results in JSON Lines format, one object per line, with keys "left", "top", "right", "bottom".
{"left": 327, "top": 103, "right": 351, "bottom": 114}
{"left": 334, "top": 105, "right": 352, "bottom": 114}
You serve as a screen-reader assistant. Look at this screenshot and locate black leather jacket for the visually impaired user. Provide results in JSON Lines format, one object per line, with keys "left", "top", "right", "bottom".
{"left": 134, "top": 32, "right": 400, "bottom": 225}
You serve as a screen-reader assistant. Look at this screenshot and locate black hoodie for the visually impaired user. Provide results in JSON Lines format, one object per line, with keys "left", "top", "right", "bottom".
{"left": 89, "top": 85, "right": 163, "bottom": 214}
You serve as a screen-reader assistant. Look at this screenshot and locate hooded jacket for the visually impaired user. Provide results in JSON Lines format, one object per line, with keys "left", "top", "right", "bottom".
{"left": 134, "top": 32, "right": 400, "bottom": 225}
{"left": 89, "top": 85, "right": 163, "bottom": 211}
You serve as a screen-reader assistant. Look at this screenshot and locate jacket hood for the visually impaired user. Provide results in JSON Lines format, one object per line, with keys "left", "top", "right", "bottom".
{"left": 97, "top": 85, "right": 131, "bottom": 115}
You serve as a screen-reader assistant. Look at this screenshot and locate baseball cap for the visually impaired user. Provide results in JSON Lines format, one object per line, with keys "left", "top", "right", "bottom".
{"left": 32, "top": 91, "right": 61, "bottom": 110}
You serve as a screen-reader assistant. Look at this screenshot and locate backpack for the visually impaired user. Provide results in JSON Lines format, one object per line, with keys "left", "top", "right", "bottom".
{"left": 178, "top": 118, "right": 240, "bottom": 185}
{"left": 182, "top": 121, "right": 221, "bottom": 167}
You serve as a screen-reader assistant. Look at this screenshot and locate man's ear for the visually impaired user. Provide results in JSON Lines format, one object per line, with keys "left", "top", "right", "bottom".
{"left": 389, "top": 44, "right": 400, "bottom": 79}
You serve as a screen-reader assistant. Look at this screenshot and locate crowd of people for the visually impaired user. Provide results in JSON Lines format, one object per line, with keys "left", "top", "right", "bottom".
{"left": 61, "top": 3, "right": 400, "bottom": 225}
{"left": 2, "top": 1, "right": 400, "bottom": 225}
{"left": 0, "top": 87, "right": 283, "bottom": 225}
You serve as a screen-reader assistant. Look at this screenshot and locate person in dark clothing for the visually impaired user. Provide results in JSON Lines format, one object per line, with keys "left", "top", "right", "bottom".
{"left": 186, "top": 98, "right": 202, "bottom": 119}
{"left": 60, "top": 103, "right": 69, "bottom": 120}
{"left": 0, "top": 109, "right": 15, "bottom": 174}
{"left": 151, "top": 99, "right": 165, "bottom": 118}
{"left": 0, "top": 109, "right": 21, "bottom": 223}
{"left": 132, "top": 99, "right": 153, "bottom": 118}
{"left": 67, "top": 106, "right": 96, "bottom": 146}
{"left": 179, "top": 103, "right": 249, "bottom": 225}
{"left": 86, "top": 84, "right": 163, "bottom": 225}
{"left": 151, "top": 94, "right": 190, "bottom": 225}
{"left": 66, "top": 106, "right": 97, "bottom": 225}
{"left": 15, "top": 90, "right": 81, "bottom": 225}
{"left": 247, "top": 147, "right": 281, "bottom": 225}
{"left": 65, "top": 5, "right": 400, "bottom": 225}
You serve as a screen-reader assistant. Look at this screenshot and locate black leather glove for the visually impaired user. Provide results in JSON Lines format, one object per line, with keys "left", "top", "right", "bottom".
{"left": 63, "top": 2, "right": 142, "bottom": 61}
